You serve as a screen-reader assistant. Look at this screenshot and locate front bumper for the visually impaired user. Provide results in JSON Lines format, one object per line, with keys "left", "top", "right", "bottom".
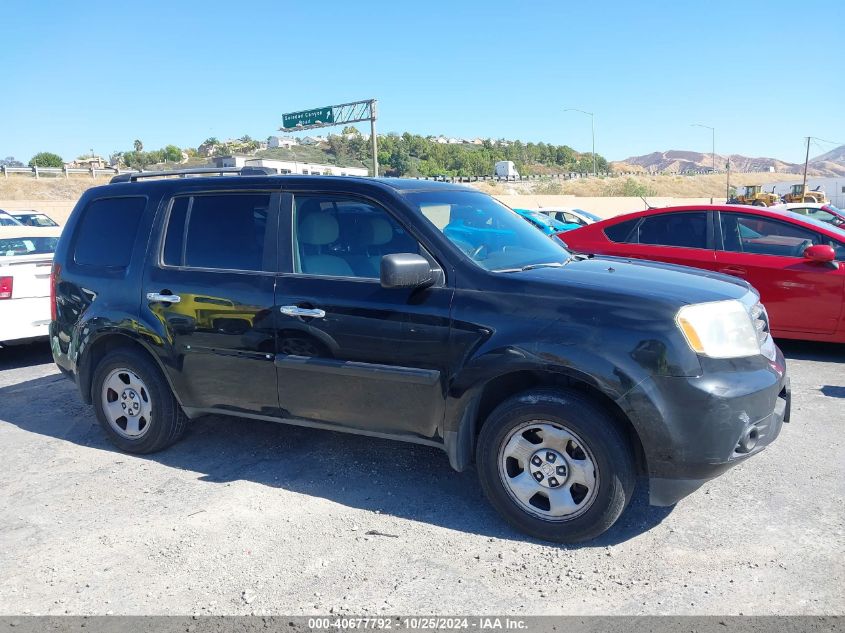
{"left": 649, "top": 376, "right": 789, "bottom": 505}
{"left": 621, "top": 347, "right": 790, "bottom": 506}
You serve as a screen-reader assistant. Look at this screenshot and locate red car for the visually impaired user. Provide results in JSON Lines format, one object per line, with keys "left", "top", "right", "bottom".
{"left": 560, "top": 204, "right": 845, "bottom": 343}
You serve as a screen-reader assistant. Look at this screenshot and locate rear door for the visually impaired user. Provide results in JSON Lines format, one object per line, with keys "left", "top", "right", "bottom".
{"left": 273, "top": 190, "right": 453, "bottom": 440}
{"left": 716, "top": 211, "right": 844, "bottom": 335}
{"left": 601, "top": 210, "right": 717, "bottom": 271}
{"left": 142, "top": 188, "right": 281, "bottom": 415}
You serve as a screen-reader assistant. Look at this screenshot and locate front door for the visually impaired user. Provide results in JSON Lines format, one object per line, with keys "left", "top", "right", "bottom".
{"left": 716, "top": 211, "right": 844, "bottom": 335}
{"left": 273, "top": 192, "right": 453, "bottom": 440}
{"left": 143, "top": 189, "right": 281, "bottom": 415}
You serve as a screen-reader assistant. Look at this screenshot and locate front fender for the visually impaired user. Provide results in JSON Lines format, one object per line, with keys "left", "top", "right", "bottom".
{"left": 442, "top": 340, "right": 656, "bottom": 471}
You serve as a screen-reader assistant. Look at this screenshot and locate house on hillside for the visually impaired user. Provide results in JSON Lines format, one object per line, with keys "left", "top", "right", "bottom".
{"left": 300, "top": 136, "right": 327, "bottom": 146}
{"left": 268, "top": 136, "right": 298, "bottom": 149}
{"left": 67, "top": 156, "right": 107, "bottom": 169}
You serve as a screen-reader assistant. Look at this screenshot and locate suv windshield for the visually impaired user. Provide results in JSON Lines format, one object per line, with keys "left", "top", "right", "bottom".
{"left": 405, "top": 190, "right": 570, "bottom": 271}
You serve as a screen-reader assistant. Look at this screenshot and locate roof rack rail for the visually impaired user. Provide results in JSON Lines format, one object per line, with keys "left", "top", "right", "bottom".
{"left": 110, "top": 166, "right": 277, "bottom": 184}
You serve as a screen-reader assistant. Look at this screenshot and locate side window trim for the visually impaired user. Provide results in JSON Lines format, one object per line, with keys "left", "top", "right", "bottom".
{"left": 282, "top": 190, "right": 445, "bottom": 283}
{"left": 158, "top": 189, "right": 281, "bottom": 274}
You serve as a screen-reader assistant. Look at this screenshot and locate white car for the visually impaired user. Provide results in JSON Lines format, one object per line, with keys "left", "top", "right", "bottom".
{"left": 538, "top": 207, "right": 604, "bottom": 227}
{"left": 0, "top": 210, "right": 23, "bottom": 226}
{"left": 768, "top": 202, "right": 845, "bottom": 228}
{"left": 0, "top": 226, "right": 62, "bottom": 347}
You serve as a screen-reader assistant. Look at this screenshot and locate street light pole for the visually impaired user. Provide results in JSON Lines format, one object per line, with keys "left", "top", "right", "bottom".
{"left": 691, "top": 124, "right": 715, "bottom": 173}
{"left": 564, "top": 108, "right": 596, "bottom": 176}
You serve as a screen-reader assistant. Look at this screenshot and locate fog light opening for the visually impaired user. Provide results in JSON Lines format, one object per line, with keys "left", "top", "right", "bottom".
{"left": 736, "top": 426, "right": 760, "bottom": 454}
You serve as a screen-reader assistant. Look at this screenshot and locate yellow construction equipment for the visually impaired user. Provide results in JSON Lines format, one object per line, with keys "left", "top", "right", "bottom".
{"left": 783, "top": 184, "right": 828, "bottom": 204}
{"left": 734, "top": 185, "right": 780, "bottom": 207}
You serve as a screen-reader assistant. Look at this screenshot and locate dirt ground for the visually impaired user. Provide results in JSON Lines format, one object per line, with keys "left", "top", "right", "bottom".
{"left": 0, "top": 341, "right": 843, "bottom": 616}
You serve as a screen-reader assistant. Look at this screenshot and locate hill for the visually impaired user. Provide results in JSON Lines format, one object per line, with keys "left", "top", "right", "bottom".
{"left": 613, "top": 148, "right": 845, "bottom": 177}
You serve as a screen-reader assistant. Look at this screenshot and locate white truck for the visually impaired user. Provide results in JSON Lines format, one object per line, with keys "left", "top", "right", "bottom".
{"left": 494, "top": 160, "right": 519, "bottom": 178}
{"left": 0, "top": 226, "right": 62, "bottom": 347}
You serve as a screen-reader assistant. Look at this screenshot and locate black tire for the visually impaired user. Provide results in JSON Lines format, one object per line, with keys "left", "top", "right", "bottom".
{"left": 91, "top": 348, "right": 188, "bottom": 454}
{"left": 752, "top": 200, "right": 766, "bottom": 206}
{"left": 476, "top": 388, "right": 635, "bottom": 543}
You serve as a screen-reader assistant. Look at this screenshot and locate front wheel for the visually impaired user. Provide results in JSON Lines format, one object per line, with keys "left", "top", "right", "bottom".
{"left": 477, "top": 389, "right": 635, "bottom": 543}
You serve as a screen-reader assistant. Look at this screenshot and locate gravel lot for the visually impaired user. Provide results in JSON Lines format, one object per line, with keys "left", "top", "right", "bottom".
{"left": 0, "top": 341, "right": 843, "bottom": 616}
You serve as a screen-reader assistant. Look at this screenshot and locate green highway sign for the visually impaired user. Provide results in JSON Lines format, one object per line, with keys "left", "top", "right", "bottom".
{"left": 282, "top": 106, "right": 334, "bottom": 129}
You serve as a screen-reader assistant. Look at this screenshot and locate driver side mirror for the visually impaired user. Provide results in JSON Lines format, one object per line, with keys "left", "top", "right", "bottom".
{"left": 803, "top": 244, "right": 836, "bottom": 263}
{"left": 380, "top": 253, "right": 435, "bottom": 289}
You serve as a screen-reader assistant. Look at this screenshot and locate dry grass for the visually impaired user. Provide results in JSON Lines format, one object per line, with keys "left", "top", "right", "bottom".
{"left": 0, "top": 171, "right": 802, "bottom": 202}
{"left": 0, "top": 175, "right": 115, "bottom": 201}
{"left": 474, "top": 172, "right": 798, "bottom": 198}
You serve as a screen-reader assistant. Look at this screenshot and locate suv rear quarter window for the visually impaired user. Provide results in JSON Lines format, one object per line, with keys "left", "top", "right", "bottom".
{"left": 73, "top": 196, "right": 146, "bottom": 268}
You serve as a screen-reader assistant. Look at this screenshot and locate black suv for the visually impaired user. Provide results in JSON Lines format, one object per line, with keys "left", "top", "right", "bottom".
{"left": 51, "top": 170, "right": 790, "bottom": 542}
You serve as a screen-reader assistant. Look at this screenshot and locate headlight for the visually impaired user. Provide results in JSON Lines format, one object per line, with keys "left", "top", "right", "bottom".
{"left": 676, "top": 299, "right": 761, "bottom": 359}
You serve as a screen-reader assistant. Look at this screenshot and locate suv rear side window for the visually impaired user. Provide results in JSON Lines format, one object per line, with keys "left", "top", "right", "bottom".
{"left": 73, "top": 197, "right": 146, "bottom": 267}
{"left": 163, "top": 193, "right": 270, "bottom": 271}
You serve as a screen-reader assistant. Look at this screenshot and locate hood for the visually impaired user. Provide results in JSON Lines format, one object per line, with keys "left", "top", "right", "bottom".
{"left": 511, "top": 255, "right": 753, "bottom": 306}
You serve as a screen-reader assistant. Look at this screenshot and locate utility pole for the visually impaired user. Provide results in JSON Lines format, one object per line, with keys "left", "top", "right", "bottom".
{"left": 564, "top": 108, "right": 596, "bottom": 176}
{"left": 726, "top": 159, "right": 731, "bottom": 201}
{"left": 801, "top": 136, "right": 810, "bottom": 198}
{"left": 370, "top": 99, "right": 378, "bottom": 178}
{"left": 691, "top": 124, "right": 715, "bottom": 173}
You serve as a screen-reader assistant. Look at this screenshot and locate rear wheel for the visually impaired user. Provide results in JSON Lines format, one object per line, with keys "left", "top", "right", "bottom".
{"left": 477, "top": 389, "right": 635, "bottom": 543}
{"left": 92, "top": 348, "right": 188, "bottom": 453}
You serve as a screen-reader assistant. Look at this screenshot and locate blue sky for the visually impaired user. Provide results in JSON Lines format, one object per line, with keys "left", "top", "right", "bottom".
{"left": 2, "top": 0, "right": 843, "bottom": 164}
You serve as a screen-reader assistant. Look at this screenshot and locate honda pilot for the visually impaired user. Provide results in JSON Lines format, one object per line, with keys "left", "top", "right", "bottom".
{"left": 51, "top": 170, "right": 790, "bottom": 542}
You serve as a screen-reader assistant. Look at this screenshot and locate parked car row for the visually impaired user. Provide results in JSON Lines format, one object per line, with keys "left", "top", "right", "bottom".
{"left": 48, "top": 169, "right": 789, "bottom": 544}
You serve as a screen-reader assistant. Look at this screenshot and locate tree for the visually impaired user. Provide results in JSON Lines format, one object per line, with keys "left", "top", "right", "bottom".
{"left": 164, "top": 145, "right": 182, "bottom": 162}
{"left": 28, "top": 152, "right": 64, "bottom": 168}
{"left": 0, "top": 156, "right": 24, "bottom": 167}
{"left": 133, "top": 139, "right": 143, "bottom": 153}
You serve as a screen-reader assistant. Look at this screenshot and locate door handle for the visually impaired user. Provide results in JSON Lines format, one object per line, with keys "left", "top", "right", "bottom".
{"left": 146, "top": 292, "right": 182, "bottom": 304}
{"left": 720, "top": 266, "right": 747, "bottom": 276}
{"left": 280, "top": 305, "right": 326, "bottom": 318}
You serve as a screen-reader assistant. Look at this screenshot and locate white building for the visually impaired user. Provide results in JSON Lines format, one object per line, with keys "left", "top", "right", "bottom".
{"left": 212, "top": 155, "right": 368, "bottom": 177}
{"left": 268, "top": 136, "right": 298, "bottom": 149}
{"left": 763, "top": 176, "right": 845, "bottom": 208}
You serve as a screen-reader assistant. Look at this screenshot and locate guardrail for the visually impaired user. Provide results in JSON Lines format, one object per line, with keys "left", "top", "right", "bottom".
{"left": 411, "top": 168, "right": 722, "bottom": 183}
{"left": 1, "top": 165, "right": 138, "bottom": 179}
{"left": 1, "top": 165, "right": 724, "bottom": 182}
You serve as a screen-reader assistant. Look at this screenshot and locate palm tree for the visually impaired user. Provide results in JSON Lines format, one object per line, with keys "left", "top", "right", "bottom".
{"left": 133, "top": 139, "right": 143, "bottom": 153}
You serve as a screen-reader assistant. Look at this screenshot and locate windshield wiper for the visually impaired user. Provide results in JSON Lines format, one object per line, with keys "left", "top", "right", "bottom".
{"left": 494, "top": 260, "right": 570, "bottom": 273}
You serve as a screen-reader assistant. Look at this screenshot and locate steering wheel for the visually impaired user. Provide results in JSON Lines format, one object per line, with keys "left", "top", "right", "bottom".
{"left": 451, "top": 238, "right": 486, "bottom": 260}
{"left": 795, "top": 239, "right": 813, "bottom": 257}
{"left": 471, "top": 244, "right": 488, "bottom": 259}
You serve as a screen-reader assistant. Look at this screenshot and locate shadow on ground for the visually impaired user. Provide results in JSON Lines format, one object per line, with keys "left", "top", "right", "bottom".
{"left": 0, "top": 344, "right": 672, "bottom": 548}
{"left": 777, "top": 339, "right": 845, "bottom": 363}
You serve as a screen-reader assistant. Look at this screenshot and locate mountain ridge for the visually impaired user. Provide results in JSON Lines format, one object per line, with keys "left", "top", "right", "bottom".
{"left": 612, "top": 146, "right": 845, "bottom": 177}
